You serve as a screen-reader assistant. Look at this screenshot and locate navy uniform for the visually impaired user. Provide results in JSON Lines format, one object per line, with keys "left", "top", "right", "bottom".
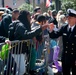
{"left": 48, "top": 9, "right": 76, "bottom": 75}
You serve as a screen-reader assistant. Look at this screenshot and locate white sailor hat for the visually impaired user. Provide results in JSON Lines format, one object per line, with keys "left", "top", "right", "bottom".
{"left": 66, "top": 8, "right": 76, "bottom": 17}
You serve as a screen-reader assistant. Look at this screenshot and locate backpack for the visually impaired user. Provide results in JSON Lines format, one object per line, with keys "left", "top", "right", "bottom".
{"left": 8, "top": 20, "right": 19, "bottom": 41}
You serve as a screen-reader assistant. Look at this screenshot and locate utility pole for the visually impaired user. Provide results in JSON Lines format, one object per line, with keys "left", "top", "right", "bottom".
{"left": 2, "top": 0, "right": 4, "bottom": 7}
{"left": 44, "top": 0, "right": 46, "bottom": 7}
{"left": 33, "top": 0, "right": 35, "bottom": 9}
{"left": 55, "top": 0, "right": 61, "bottom": 12}
{"left": 44, "top": 0, "right": 47, "bottom": 12}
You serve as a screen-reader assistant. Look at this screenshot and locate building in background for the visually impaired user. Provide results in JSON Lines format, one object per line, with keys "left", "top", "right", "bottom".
{"left": 0, "top": 0, "right": 44, "bottom": 9}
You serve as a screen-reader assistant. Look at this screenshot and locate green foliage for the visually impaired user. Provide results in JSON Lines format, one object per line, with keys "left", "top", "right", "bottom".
{"left": 61, "top": 1, "right": 76, "bottom": 12}
{"left": 48, "top": 3, "right": 55, "bottom": 10}
{"left": 18, "top": 3, "right": 33, "bottom": 13}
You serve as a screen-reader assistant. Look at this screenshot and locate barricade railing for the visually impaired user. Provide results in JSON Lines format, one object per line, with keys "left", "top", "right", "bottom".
{"left": 0, "top": 40, "right": 32, "bottom": 75}
{"left": 34, "top": 34, "right": 52, "bottom": 75}
{"left": 0, "top": 35, "right": 53, "bottom": 75}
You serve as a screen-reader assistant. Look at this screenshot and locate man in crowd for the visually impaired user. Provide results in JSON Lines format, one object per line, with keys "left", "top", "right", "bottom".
{"left": 0, "top": 8, "right": 19, "bottom": 38}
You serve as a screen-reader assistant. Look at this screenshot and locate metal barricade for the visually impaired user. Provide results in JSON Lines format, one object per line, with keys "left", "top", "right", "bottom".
{"left": 34, "top": 34, "right": 54, "bottom": 75}
{"left": 0, "top": 40, "right": 32, "bottom": 75}
{"left": 0, "top": 35, "right": 54, "bottom": 75}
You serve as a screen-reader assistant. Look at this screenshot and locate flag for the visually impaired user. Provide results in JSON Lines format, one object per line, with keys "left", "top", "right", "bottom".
{"left": 46, "top": 0, "right": 52, "bottom": 7}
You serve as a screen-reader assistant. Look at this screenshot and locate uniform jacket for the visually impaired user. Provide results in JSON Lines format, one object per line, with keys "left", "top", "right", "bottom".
{"left": 48, "top": 24, "right": 76, "bottom": 64}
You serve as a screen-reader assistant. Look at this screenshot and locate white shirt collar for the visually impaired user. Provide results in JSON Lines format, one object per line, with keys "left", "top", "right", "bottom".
{"left": 68, "top": 25, "right": 75, "bottom": 31}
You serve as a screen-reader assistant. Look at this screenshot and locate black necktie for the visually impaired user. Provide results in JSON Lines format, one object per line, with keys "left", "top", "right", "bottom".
{"left": 68, "top": 28, "right": 71, "bottom": 35}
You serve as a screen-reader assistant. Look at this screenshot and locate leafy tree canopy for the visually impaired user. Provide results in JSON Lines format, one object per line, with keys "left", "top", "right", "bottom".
{"left": 61, "top": 1, "right": 76, "bottom": 12}
{"left": 18, "top": 3, "right": 33, "bottom": 13}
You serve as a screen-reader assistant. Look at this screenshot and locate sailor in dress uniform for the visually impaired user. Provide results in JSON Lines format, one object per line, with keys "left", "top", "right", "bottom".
{"left": 48, "top": 8, "right": 76, "bottom": 75}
